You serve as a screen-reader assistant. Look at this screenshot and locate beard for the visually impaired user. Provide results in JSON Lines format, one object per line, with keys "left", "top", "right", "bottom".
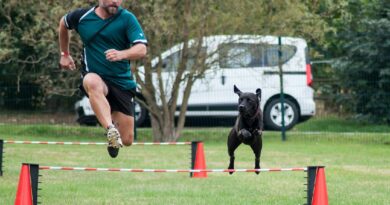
{"left": 104, "top": 6, "right": 118, "bottom": 15}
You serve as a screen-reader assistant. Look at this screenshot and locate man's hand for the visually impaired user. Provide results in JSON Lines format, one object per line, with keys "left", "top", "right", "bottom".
{"left": 105, "top": 49, "right": 125, "bottom": 62}
{"left": 59, "top": 55, "right": 76, "bottom": 70}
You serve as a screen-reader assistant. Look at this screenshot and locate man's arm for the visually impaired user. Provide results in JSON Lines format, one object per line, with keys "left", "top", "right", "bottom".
{"left": 105, "top": 44, "right": 147, "bottom": 62}
{"left": 58, "top": 17, "right": 76, "bottom": 70}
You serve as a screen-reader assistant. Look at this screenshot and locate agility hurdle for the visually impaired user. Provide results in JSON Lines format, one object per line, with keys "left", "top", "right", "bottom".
{"left": 0, "top": 139, "right": 204, "bottom": 177}
{"left": 14, "top": 163, "right": 328, "bottom": 205}
{"left": 2, "top": 140, "right": 191, "bottom": 145}
{"left": 38, "top": 166, "right": 307, "bottom": 173}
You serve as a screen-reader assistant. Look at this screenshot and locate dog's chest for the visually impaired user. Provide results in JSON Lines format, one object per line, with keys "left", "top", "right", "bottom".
{"left": 238, "top": 116, "right": 260, "bottom": 130}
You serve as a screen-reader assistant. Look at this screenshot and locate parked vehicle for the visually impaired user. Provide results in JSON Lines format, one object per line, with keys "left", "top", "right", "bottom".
{"left": 75, "top": 35, "right": 315, "bottom": 130}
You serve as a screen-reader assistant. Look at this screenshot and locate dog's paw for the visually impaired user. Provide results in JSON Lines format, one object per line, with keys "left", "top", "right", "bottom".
{"left": 228, "top": 165, "right": 234, "bottom": 175}
{"left": 255, "top": 166, "right": 260, "bottom": 175}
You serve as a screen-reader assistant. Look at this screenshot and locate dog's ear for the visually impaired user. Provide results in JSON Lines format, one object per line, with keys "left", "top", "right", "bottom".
{"left": 234, "top": 85, "right": 242, "bottom": 96}
{"left": 256, "top": 88, "right": 261, "bottom": 101}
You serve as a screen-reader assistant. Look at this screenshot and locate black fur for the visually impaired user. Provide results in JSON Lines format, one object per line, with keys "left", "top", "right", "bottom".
{"left": 227, "top": 85, "right": 263, "bottom": 174}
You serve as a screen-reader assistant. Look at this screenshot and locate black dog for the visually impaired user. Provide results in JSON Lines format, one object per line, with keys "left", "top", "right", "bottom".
{"left": 227, "top": 85, "right": 263, "bottom": 174}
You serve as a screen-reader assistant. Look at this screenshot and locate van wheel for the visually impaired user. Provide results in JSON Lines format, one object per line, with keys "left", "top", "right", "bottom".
{"left": 264, "top": 98, "right": 299, "bottom": 130}
{"left": 134, "top": 101, "right": 148, "bottom": 127}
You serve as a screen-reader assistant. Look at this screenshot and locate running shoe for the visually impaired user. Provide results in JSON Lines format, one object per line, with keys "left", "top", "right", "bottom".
{"left": 106, "top": 125, "right": 122, "bottom": 158}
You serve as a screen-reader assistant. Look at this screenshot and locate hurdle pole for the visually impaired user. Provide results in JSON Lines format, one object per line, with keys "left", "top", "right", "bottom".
{"left": 0, "top": 139, "right": 3, "bottom": 176}
{"left": 3, "top": 140, "right": 191, "bottom": 145}
{"left": 36, "top": 165, "right": 307, "bottom": 173}
{"left": 30, "top": 164, "right": 39, "bottom": 205}
{"left": 307, "top": 166, "right": 316, "bottom": 205}
{"left": 190, "top": 141, "right": 197, "bottom": 177}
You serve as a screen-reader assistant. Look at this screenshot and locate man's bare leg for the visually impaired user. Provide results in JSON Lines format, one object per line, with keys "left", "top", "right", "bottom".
{"left": 83, "top": 73, "right": 121, "bottom": 157}
{"left": 112, "top": 111, "right": 134, "bottom": 146}
{"left": 82, "top": 73, "right": 112, "bottom": 129}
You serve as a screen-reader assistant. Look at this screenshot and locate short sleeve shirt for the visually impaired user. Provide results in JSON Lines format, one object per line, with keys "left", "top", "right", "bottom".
{"left": 64, "top": 6, "right": 147, "bottom": 90}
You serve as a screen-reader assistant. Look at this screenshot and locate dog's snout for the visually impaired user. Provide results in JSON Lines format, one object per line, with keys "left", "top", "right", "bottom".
{"left": 238, "top": 104, "right": 245, "bottom": 111}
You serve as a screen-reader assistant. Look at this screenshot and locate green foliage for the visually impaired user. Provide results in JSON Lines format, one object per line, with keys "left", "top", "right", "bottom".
{"left": 334, "top": 0, "right": 390, "bottom": 123}
{"left": 0, "top": 0, "right": 87, "bottom": 109}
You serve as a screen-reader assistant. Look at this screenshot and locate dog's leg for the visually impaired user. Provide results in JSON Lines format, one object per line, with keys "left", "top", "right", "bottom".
{"left": 250, "top": 135, "right": 262, "bottom": 175}
{"left": 227, "top": 130, "right": 241, "bottom": 175}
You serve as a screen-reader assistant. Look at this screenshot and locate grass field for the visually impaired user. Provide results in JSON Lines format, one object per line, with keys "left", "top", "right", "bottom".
{"left": 0, "top": 119, "right": 389, "bottom": 204}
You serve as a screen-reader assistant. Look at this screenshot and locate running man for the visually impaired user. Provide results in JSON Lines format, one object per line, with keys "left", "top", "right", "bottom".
{"left": 58, "top": 0, "right": 147, "bottom": 158}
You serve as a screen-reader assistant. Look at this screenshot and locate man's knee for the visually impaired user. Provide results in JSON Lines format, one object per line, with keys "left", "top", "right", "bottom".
{"left": 122, "top": 139, "right": 133, "bottom": 146}
{"left": 122, "top": 133, "right": 134, "bottom": 146}
{"left": 83, "top": 73, "right": 106, "bottom": 93}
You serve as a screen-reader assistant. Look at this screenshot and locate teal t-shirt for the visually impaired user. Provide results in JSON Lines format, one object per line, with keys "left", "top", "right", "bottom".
{"left": 64, "top": 6, "right": 147, "bottom": 90}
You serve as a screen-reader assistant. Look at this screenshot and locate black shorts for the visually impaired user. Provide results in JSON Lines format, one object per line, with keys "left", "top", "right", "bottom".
{"left": 80, "top": 80, "right": 135, "bottom": 117}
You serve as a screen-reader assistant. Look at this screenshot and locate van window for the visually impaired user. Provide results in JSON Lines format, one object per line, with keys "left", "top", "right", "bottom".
{"left": 160, "top": 47, "right": 207, "bottom": 71}
{"left": 218, "top": 43, "right": 297, "bottom": 68}
{"left": 265, "top": 45, "right": 297, "bottom": 66}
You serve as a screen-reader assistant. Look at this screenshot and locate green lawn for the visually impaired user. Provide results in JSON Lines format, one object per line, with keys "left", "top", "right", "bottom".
{"left": 0, "top": 122, "right": 389, "bottom": 204}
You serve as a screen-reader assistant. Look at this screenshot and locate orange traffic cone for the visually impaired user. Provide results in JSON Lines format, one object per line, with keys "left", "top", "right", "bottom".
{"left": 15, "top": 164, "right": 33, "bottom": 205}
{"left": 192, "top": 142, "right": 207, "bottom": 178}
{"left": 312, "top": 167, "right": 328, "bottom": 205}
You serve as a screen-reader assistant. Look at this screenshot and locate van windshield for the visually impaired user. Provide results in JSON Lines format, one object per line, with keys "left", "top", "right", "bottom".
{"left": 218, "top": 43, "right": 297, "bottom": 68}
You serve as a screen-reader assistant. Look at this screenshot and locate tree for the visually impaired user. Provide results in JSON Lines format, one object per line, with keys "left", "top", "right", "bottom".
{"left": 130, "top": 0, "right": 330, "bottom": 141}
{"left": 0, "top": 0, "right": 89, "bottom": 109}
{"left": 129, "top": 0, "right": 214, "bottom": 142}
{"left": 334, "top": 0, "right": 390, "bottom": 123}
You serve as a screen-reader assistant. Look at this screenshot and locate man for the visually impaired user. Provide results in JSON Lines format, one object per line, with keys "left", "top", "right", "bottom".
{"left": 58, "top": 0, "right": 147, "bottom": 158}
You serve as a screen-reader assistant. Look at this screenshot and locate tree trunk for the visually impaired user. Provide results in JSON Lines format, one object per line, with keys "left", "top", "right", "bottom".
{"left": 150, "top": 114, "right": 176, "bottom": 142}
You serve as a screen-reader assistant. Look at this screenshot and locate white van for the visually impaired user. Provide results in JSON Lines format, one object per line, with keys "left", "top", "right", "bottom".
{"left": 75, "top": 35, "right": 315, "bottom": 130}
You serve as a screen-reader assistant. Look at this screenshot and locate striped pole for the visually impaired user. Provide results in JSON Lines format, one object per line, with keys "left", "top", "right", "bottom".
{"left": 3, "top": 140, "right": 191, "bottom": 146}
{"left": 39, "top": 165, "right": 307, "bottom": 173}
